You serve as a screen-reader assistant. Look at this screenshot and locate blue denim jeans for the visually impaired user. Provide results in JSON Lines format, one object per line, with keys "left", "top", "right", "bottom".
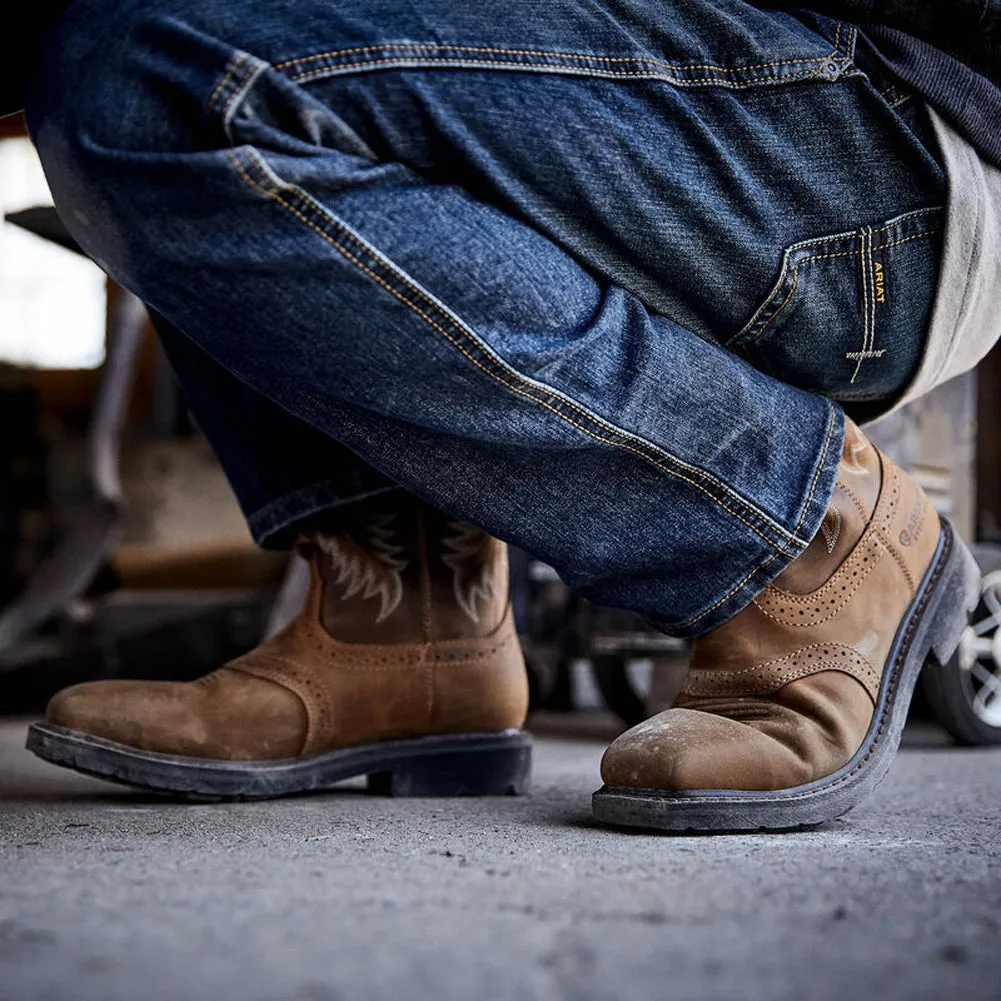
{"left": 25, "top": 0, "right": 945, "bottom": 635}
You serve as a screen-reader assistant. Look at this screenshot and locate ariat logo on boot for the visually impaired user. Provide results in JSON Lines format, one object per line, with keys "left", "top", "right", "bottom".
{"left": 898, "top": 497, "right": 926, "bottom": 547}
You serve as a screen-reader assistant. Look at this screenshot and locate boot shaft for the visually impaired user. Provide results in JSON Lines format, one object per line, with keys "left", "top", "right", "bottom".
{"left": 305, "top": 498, "right": 508, "bottom": 645}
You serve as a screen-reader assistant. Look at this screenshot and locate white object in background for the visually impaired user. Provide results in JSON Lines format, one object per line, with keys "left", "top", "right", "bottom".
{"left": 0, "top": 137, "right": 105, "bottom": 369}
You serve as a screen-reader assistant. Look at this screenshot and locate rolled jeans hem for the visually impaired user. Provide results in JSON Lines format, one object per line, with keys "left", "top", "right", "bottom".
{"left": 247, "top": 482, "right": 403, "bottom": 550}
{"left": 660, "top": 401, "right": 844, "bottom": 636}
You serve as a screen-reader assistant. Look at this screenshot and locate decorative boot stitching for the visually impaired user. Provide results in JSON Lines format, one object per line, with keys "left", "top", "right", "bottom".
{"left": 683, "top": 642, "right": 880, "bottom": 701}
{"left": 754, "top": 534, "right": 883, "bottom": 627}
{"left": 688, "top": 522, "right": 953, "bottom": 805}
{"left": 836, "top": 478, "right": 871, "bottom": 521}
{"left": 313, "top": 519, "right": 408, "bottom": 624}
{"left": 820, "top": 505, "right": 842, "bottom": 554}
{"left": 230, "top": 655, "right": 337, "bottom": 756}
{"left": 441, "top": 523, "right": 504, "bottom": 624}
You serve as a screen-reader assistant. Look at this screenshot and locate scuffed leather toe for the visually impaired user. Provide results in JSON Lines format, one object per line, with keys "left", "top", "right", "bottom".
{"left": 45, "top": 672, "right": 307, "bottom": 761}
{"left": 600, "top": 708, "right": 816, "bottom": 792}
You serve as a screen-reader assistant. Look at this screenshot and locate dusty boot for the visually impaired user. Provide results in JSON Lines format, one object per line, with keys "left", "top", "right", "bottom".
{"left": 595, "top": 420, "right": 980, "bottom": 832}
{"left": 28, "top": 498, "right": 530, "bottom": 799}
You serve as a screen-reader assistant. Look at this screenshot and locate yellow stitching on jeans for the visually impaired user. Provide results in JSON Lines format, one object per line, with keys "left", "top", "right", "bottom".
{"left": 281, "top": 44, "right": 832, "bottom": 73}
{"left": 750, "top": 263, "right": 803, "bottom": 344}
{"left": 675, "top": 396, "right": 837, "bottom": 630}
{"left": 865, "top": 226, "right": 877, "bottom": 353}
{"left": 880, "top": 229, "right": 937, "bottom": 250}
{"left": 744, "top": 247, "right": 862, "bottom": 346}
{"left": 207, "top": 52, "right": 247, "bottom": 113}
{"left": 787, "top": 403, "right": 836, "bottom": 546}
{"left": 228, "top": 149, "right": 799, "bottom": 547}
{"left": 225, "top": 150, "right": 803, "bottom": 555}
{"left": 221, "top": 57, "right": 263, "bottom": 124}
{"left": 285, "top": 57, "right": 832, "bottom": 86}
{"left": 736, "top": 247, "right": 860, "bottom": 342}
{"left": 236, "top": 166, "right": 788, "bottom": 548}
{"left": 874, "top": 209, "right": 941, "bottom": 234}
{"left": 860, "top": 228, "right": 876, "bottom": 356}
{"left": 274, "top": 41, "right": 842, "bottom": 76}
{"left": 734, "top": 216, "right": 939, "bottom": 347}
{"left": 800, "top": 249, "right": 864, "bottom": 264}
{"left": 742, "top": 227, "right": 939, "bottom": 348}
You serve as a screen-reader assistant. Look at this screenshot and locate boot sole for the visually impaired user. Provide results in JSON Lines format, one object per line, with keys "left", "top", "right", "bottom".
{"left": 592, "top": 519, "right": 981, "bottom": 833}
{"left": 25, "top": 725, "right": 532, "bottom": 802}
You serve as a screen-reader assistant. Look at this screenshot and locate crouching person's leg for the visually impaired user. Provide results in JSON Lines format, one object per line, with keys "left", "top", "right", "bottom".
{"left": 22, "top": 0, "right": 976, "bottom": 825}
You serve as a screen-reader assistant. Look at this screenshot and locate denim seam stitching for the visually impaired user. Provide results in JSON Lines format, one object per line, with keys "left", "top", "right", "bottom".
{"left": 220, "top": 61, "right": 270, "bottom": 139}
{"left": 208, "top": 54, "right": 264, "bottom": 119}
{"left": 733, "top": 205, "right": 942, "bottom": 342}
{"left": 230, "top": 149, "right": 797, "bottom": 550}
{"left": 206, "top": 52, "right": 248, "bottom": 113}
{"left": 738, "top": 246, "right": 863, "bottom": 348}
{"left": 282, "top": 57, "right": 842, "bottom": 89}
{"left": 856, "top": 228, "right": 873, "bottom": 382}
{"left": 224, "top": 147, "right": 808, "bottom": 555}
{"left": 206, "top": 53, "right": 271, "bottom": 145}
{"left": 735, "top": 226, "right": 939, "bottom": 349}
{"left": 272, "top": 24, "right": 852, "bottom": 90}
{"left": 881, "top": 229, "right": 938, "bottom": 250}
{"left": 847, "top": 226, "right": 880, "bottom": 383}
{"left": 275, "top": 42, "right": 839, "bottom": 75}
{"left": 764, "top": 207, "right": 938, "bottom": 258}
{"left": 865, "top": 227, "right": 874, "bottom": 361}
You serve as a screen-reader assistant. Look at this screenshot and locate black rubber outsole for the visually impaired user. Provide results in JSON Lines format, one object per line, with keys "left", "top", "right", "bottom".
{"left": 592, "top": 520, "right": 982, "bottom": 834}
{"left": 25, "top": 724, "right": 532, "bottom": 802}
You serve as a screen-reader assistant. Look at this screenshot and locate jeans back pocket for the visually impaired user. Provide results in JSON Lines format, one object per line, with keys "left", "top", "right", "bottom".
{"left": 727, "top": 207, "right": 943, "bottom": 409}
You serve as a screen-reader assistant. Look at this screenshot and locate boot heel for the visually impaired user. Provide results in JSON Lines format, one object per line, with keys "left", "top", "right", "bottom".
{"left": 367, "top": 737, "right": 531, "bottom": 797}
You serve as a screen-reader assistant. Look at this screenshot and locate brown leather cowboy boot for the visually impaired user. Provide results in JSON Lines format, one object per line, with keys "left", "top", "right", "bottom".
{"left": 594, "top": 419, "right": 980, "bottom": 832}
{"left": 27, "top": 498, "right": 530, "bottom": 799}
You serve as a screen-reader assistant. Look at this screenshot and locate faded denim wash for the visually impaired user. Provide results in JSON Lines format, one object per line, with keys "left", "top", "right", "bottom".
{"left": 25, "top": 0, "right": 945, "bottom": 634}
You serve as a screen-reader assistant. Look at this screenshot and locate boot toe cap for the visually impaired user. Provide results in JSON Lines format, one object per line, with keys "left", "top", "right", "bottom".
{"left": 46, "top": 680, "right": 192, "bottom": 752}
{"left": 45, "top": 672, "right": 306, "bottom": 760}
{"left": 600, "top": 708, "right": 814, "bottom": 792}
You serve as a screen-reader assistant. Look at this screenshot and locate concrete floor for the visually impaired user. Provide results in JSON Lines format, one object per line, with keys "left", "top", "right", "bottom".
{"left": 1, "top": 714, "right": 1000, "bottom": 1001}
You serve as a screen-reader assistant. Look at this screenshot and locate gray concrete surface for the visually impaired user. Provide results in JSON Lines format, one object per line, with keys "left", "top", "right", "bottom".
{"left": 1, "top": 714, "right": 1000, "bottom": 1001}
